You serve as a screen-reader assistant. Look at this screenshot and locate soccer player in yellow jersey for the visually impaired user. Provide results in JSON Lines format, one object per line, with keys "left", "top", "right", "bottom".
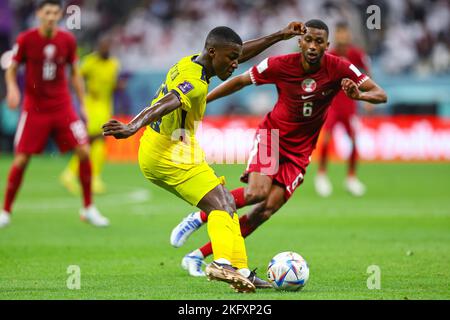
{"left": 103, "top": 23, "right": 306, "bottom": 292}
{"left": 61, "top": 36, "right": 122, "bottom": 194}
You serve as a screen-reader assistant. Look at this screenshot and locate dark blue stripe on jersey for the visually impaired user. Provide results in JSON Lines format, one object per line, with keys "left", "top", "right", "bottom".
{"left": 191, "top": 55, "right": 209, "bottom": 83}
{"left": 150, "top": 119, "right": 161, "bottom": 133}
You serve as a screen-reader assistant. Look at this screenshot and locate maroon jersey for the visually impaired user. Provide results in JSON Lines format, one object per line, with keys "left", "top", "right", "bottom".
{"left": 12, "top": 28, "right": 77, "bottom": 112}
{"left": 249, "top": 52, "right": 369, "bottom": 165}
{"left": 328, "top": 46, "right": 371, "bottom": 116}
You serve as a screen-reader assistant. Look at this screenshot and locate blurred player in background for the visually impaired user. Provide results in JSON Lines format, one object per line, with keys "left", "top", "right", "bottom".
{"left": 0, "top": 0, "right": 109, "bottom": 228}
{"left": 60, "top": 36, "right": 122, "bottom": 194}
{"left": 171, "top": 20, "right": 387, "bottom": 277}
{"left": 315, "top": 22, "right": 373, "bottom": 197}
{"left": 103, "top": 22, "right": 307, "bottom": 292}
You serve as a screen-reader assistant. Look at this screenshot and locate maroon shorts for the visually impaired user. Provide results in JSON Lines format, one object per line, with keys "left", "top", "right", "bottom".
{"left": 241, "top": 129, "right": 310, "bottom": 200}
{"left": 14, "top": 107, "right": 88, "bottom": 154}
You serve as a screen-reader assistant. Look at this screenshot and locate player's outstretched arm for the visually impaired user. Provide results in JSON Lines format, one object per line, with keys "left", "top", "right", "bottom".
{"left": 239, "top": 22, "right": 307, "bottom": 64}
{"left": 207, "top": 71, "right": 253, "bottom": 103}
{"left": 5, "top": 62, "right": 21, "bottom": 109}
{"left": 102, "top": 91, "right": 181, "bottom": 139}
{"left": 341, "top": 78, "right": 387, "bottom": 104}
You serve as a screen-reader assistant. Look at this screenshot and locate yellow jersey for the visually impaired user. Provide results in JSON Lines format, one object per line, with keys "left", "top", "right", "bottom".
{"left": 142, "top": 54, "right": 209, "bottom": 165}
{"left": 81, "top": 52, "right": 120, "bottom": 109}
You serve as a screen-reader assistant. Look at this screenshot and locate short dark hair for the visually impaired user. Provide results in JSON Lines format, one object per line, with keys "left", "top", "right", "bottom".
{"left": 335, "top": 21, "right": 349, "bottom": 30}
{"left": 205, "top": 26, "right": 243, "bottom": 48}
{"left": 37, "top": 0, "right": 62, "bottom": 9}
{"left": 305, "top": 19, "right": 329, "bottom": 36}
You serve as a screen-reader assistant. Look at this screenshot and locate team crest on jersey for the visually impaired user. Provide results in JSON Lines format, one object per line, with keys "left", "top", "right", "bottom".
{"left": 177, "top": 81, "right": 194, "bottom": 94}
{"left": 302, "top": 78, "right": 317, "bottom": 93}
{"left": 43, "top": 44, "right": 56, "bottom": 60}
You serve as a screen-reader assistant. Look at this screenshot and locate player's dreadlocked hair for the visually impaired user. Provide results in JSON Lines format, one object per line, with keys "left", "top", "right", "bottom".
{"left": 205, "top": 26, "right": 243, "bottom": 48}
{"left": 37, "top": 0, "right": 62, "bottom": 9}
{"left": 305, "top": 19, "right": 329, "bottom": 37}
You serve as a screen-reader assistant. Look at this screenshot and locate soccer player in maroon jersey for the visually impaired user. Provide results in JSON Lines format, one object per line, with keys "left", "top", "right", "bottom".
{"left": 0, "top": 0, "right": 109, "bottom": 228}
{"left": 170, "top": 19, "right": 387, "bottom": 277}
{"left": 315, "top": 22, "right": 374, "bottom": 198}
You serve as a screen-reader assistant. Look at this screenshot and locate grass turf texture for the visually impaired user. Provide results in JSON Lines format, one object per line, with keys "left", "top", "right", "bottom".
{"left": 0, "top": 155, "right": 449, "bottom": 300}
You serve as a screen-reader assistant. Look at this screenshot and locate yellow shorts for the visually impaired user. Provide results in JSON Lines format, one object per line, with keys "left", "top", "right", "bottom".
{"left": 85, "top": 99, "right": 112, "bottom": 136}
{"left": 138, "top": 128, "right": 224, "bottom": 206}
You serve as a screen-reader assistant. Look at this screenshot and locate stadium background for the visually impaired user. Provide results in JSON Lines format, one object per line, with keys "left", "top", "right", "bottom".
{"left": 1, "top": 0, "right": 450, "bottom": 161}
{"left": 0, "top": 0, "right": 449, "bottom": 300}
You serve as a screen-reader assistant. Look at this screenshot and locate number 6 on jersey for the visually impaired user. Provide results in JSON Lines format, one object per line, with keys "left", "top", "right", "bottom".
{"left": 303, "top": 102, "right": 313, "bottom": 117}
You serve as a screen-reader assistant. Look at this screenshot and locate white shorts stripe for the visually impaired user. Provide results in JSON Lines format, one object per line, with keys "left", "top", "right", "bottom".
{"left": 14, "top": 111, "right": 28, "bottom": 148}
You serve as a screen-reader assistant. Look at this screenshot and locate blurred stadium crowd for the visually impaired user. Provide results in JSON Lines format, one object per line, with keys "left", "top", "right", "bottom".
{"left": 3, "top": 0, "right": 450, "bottom": 74}
{"left": 1, "top": 0, "right": 450, "bottom": 154}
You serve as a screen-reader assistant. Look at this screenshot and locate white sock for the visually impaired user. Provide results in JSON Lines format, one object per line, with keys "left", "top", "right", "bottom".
{"left": 238, "top": 268, "right": 251, "bottom": 278}
{"left": 191, "top": 249, "right": 204, "bottom": 259}
{"left": 214, "top": 258, "right": 231, "bottom": 265}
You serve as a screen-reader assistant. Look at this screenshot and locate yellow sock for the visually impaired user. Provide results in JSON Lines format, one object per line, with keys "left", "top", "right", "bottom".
{"left": 65, "top": 153, "right": 79, "bottom": 177}
{"left": 207, "top": 210, "right": 234, "bottom": 263}
{"left": 90, "top": 139, "right": 106, "bottom": 178}
{"left": 231, "top": 213, "right": 249, "bottom": 270}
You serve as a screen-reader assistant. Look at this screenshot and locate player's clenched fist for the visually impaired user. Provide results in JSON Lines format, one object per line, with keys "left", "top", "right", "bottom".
{"left": 341, "top": 78, "right": 360, "bottom": 100}
{"left": 102, "top": 119, "right": 135, "bottom": 139}
{"left": 281, "top": 22, "right": 307, "bottom": 39}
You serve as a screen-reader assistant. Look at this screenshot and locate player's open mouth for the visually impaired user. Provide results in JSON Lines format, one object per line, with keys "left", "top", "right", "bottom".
{"left": 307, "top": 52, "right": 318, "bottom": 60}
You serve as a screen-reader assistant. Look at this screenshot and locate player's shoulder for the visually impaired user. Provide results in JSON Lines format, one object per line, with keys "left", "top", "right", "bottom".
{"left": 16, "top": 28, "right": 38, "bottom": 42}
{"left": 324, "top": 52, "right": 350, "bottom": 69}
{"left": 175, "top": 54, "right": 208, "bottom": 84}
{"left": 57, "top": 28, "right": 77, "bottom": 42}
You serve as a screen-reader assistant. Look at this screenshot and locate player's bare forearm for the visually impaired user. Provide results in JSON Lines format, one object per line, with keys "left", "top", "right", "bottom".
{"left": 5, "top": 63, "right": 21, "bottom": 109}
{"left": 207, "top": 72, "right": 252, "bottom": 103}
{"left": 342, "top": 78, "right": 387, "bottom": 104}
{"left": 239, "top": 22, "right": 306, "bottom": 63}
{"left": 102, "top": 91, "right": 181, "bottom": 139}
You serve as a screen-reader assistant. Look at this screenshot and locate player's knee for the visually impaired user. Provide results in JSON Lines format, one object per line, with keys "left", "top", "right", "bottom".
{"left": 75, "top": 145, "right": 90, "bottom": 161}
{"left": 13, "top": 154, "right": 30, "bottom": 169}
{"left": 245, "top": 187, "right": 270, "bottom": 205}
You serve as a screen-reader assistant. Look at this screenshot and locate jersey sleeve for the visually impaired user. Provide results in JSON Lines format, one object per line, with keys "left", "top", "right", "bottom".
{"left": 12, "top": 33, "right": 26, "bottom": 64}
{"left": 248, "top": 56, "right": 280, "bottom": 85}
{"left": 171, "top": 77, "right": 206, "bottom": 112}
{"left": 336, "top": 57, "right": 370, "bottom": 88}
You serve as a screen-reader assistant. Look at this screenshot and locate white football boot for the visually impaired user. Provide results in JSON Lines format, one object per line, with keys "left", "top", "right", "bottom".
{"left": 170, "top": 211, "right": 204, "bottom": 248}
{"left": 80, "top": 205, "right": 110, "bottom": 227}
{"left": 345, "top": 176, "right": 366, "bottom": 197}
{"left": 0, "top": 210, "right": 11, "bottom": 228}
{"left": 181, "top": 251, "right": 206, "bottom": 277}
{"left": 314, "top": 173, "right": 333, "bottom": 197}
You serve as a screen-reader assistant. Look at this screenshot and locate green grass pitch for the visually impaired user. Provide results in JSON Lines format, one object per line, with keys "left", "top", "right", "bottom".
{"left": 0, "top": 155, "right": 449, "bottom": 299}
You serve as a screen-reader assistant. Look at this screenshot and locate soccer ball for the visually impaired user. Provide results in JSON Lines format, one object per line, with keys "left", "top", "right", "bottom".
{"left": 267, "top": 251, "right": 309, "bottom": 291}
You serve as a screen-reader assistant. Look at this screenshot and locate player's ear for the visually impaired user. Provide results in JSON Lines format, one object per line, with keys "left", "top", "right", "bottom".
{"left": 207, "top": 47, "right": 216, "bottom": 58}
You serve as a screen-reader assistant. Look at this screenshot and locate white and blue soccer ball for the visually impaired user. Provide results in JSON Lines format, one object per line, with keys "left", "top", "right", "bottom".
{"left": 267, "top": 251, "right": 309, "bottom": 291}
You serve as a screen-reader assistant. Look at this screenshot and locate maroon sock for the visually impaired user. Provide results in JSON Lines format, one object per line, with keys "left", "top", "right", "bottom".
{"left": 319, "top": 138, "right": 330, "bottom": 173}
{"left": 231, "top": 187, "right": 246, "bottom": 208}
{"left": 199, "top": 187, "right": 247, "bottom": 223}
{"left": 349, "top": 145, "right": 358, "bottom": 176}
{"left": 3, "top": 165, "right": 25, "bottom": 214}
{"left": 199, "top": 215, "right": 256, "bottom": 258}
{"left": 79, "top": 159, "right": 92, "bottom": 208}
